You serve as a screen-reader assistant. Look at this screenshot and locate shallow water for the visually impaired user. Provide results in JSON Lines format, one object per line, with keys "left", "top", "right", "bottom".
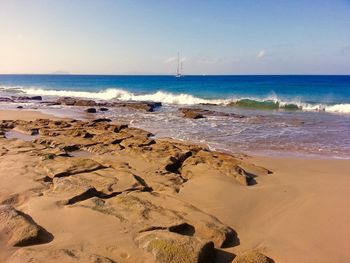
{"left": 67, "top": 150, "right": 95, "bottom": 158}
{"left": 5, "top": 130, "right": 40, "bottom": 142}
{"left": 1, "top": 74, "right": 349, "bottom": 158}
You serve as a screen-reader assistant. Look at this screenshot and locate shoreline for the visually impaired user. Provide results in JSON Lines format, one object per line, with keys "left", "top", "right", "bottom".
{"left": 0, "top": 108, "right": 349, "bottom": 262}
{"left": 2, "top": 103, "right": 349, "bottom": 160}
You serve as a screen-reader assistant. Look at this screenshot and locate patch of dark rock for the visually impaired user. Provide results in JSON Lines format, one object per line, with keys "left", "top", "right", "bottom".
{"left": 99, "top": 107, "right": 109, "bottom": 111}
{"left": 86, "top": 108, "right": 97, "bottom": 113}
{"left": 180, "top": 108, "right": 244, "bottom": 119}
{"left": 61, "top": 145, "right": 80, "bottom": 152}
{"left": 16, "top": 106, "right": 23, "bottom": 109}
{"left": 180, "top": 108, "right": 205, "bottom": 119}
{"left": 91, "top": 118, "right": 112, "bottom": 124}
{"left": 12, "top": 96, "right": 42, "bottom": 101}
{"left": 113, "top": 101, "right": 162, "bottom": 112}
{"left": 74, "top": 99, "right": 97, "bottom": 107}
{"left": 0, "top": 97, "right": 14, "bottom": 102}
{"left": 165, "top": 151, "right": 193, "bottom": 174}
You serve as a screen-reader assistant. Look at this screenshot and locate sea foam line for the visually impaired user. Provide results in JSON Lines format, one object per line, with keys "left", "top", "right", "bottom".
{"left": 1, "top": 86, "right": 350, "bottom": 113}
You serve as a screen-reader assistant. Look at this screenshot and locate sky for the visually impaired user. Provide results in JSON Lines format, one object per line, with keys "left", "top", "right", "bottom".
{"left": 0, "top": 0, "right": 350, "bottom": 75}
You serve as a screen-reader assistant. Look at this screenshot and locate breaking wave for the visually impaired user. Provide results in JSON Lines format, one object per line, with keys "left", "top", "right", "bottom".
{"left": 1, "top": 86, "right": 350, "bottom": 113}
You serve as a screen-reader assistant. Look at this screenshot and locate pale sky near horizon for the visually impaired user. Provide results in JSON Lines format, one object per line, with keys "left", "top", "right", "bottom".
{"left": 0, "top": 0, "right": 350, "bottom": 75}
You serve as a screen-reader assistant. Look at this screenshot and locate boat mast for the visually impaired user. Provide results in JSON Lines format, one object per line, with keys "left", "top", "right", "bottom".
{"left": 177, "top": 52, "right": 180, "bottom": 76}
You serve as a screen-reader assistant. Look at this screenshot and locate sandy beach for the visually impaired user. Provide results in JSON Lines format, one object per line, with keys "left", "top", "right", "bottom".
{"left": 0, "top": 109, "right": 349, "bottom": 263}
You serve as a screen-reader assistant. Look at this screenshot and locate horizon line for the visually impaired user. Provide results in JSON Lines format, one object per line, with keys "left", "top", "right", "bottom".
{"left": 1, "top": 73, "right": 350, "bottom": 77}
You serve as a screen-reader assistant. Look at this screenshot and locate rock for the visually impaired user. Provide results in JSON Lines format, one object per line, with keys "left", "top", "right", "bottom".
{"left": 51, "top": 168, "right": 146, "bottom": 205}
{"left": 120, "top": 136, "right": 156, "bottom": 149}
{"left": 135, "top": 230, "right": 215, "bottom": 263}
{"left": 86, "top": 108, "right": 97, "bottom": 113}
{"left": 99, "top": 107, "right": 109, "bottom": 111}
{"left": 233, "top": 250, "right": 274, "bottom": 263}
{"left": 93, "top": 132, "right": 132, "bottom": 145}
{"left": 12, "top": 96, "right": 42, "bottom": 101}
{"left": 16, "top": 106, "right": 24, "bottom": 109}
{"left": 0, "top": 205, "right": 52, "bottom": 246}
{"left": 30, "top": 96, "right": 42, "bottom": 100}
{"left": 180, "top": 108, "right": 205, "bottom": 119}
{"left": 57, "top": 97, "right": 76, "bottom": 106}
{"left": 181, "top": 150, "right": 253, "bottom": 185}
{"left": 0, "top": 97, "right": 14, "bottom": 102}
{"left": 68, "top": 129, "right": 94, "bottom": 138}
{"left": 180, "top": 108, "right": 244, "bottom": 119}
{"left": 91, "top": 118, "right": 112, "bottom": 124}
{"left": 41, "top": 156, "right": 105, "bottom": 178}
{"left": 74, "top": 99, "right": 97, "bottom": 107}
{"left": 75, "top": 191, "right": 235, "bottom": 247}
{"left": 0, "top": 131, "right": 5, "bottom": 139}
{"left": 0, "top": 120, "right": 16, "bottom": 129}
{"left": 114, "top": 101, "right": 162, "bottom": 112}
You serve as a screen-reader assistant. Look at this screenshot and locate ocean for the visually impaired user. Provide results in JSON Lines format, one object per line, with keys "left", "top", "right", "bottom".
{"left": 1, "top": 74, "right": 350, "bottom": 158}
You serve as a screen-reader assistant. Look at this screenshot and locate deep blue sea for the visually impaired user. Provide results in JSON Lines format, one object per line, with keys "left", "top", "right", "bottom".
{"left": 0, "top": 74, "right": 350, "bottom": 158}
{"left": 1, "top": 75, "right": 350, "bottom": 110}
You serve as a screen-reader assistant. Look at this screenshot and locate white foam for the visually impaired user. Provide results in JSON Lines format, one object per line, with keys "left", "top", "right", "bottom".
{"left": 325, "top": 104, "right": 350, "bottom": 113}
{"left": 1, "top": 85, "right": 350, "bottom": 113}
{"left": 9, "top": 86, "right": 227, "bottom": 105}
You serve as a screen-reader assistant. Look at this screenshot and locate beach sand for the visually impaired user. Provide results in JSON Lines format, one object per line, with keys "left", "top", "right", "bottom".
{"left": 0, "top": 109, "right": 349, "bottom": 263}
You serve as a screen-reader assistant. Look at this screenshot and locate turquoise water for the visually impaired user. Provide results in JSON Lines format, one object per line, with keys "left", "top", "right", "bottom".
{"left": 0, "top": 74, "right": 349, "bottom": 158}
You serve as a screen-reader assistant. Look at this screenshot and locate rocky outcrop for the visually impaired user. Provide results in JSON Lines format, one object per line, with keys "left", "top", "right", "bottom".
{"left": 0, "top": 205, "right": 52, "bottom": 247}
{"left": 180, "top": 107, "right": 244, "bottom": 119}
{"left": 0, "top": 118, "right": 273, "bottom": 263}
{"left": 12, "top": 96, "right": 42, "bottom": 101}
{"left": 74, "top": 191, "right": 236, "bottom": 248}
{"left": 54, "top": 97, "right": 162, "bottom": 112}
{"left": 0, "top": 97, "right": 14, "bottom": 102}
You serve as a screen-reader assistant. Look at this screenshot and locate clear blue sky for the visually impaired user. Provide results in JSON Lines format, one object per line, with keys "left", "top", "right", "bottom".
{"left": 0, "top": 0, "right": 349, "bottom": 74}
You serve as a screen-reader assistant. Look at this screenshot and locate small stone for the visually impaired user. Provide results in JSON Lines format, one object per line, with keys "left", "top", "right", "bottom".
{"left": 86, "top": 108, "right": 97, "bottom": 113}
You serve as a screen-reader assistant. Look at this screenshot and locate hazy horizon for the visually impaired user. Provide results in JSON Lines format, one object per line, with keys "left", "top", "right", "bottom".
{"left": 1, "top": 0, "right": 349, "bottom": 75}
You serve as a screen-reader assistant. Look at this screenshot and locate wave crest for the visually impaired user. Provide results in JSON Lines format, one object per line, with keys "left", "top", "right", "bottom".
{"left": 1, "top": 86, "right": 350, "bottom": 113}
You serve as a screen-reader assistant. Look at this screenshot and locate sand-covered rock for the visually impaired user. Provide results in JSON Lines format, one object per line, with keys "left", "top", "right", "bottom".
{"left": 135, "top": 230, "right": 214, "bottom": 263}
{"left": 74, "top": 191, "right": 235, "bottom": 248}
{"left": 181, "top": 150, "right": 253, "bottom": 185}
{"left": 0, "top": 205, "right": 52, "bottom": 246}
{"left": 9, "top": 247, "right": 116, "bottom": 263}
{"left": 41, "top": 156, "right": 105, "bottom": 178}
{"left": 233, "top": 250, "right": 274, "bottom": 263}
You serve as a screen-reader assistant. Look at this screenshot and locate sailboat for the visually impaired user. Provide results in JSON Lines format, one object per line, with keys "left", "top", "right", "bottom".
{"left": 175, "top": 52, "right": 183, "bottom": 78}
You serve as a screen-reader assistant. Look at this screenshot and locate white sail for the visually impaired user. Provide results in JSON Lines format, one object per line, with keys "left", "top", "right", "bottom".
{"left": 175, "top": 52, "right": 182, "bottom": 77}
